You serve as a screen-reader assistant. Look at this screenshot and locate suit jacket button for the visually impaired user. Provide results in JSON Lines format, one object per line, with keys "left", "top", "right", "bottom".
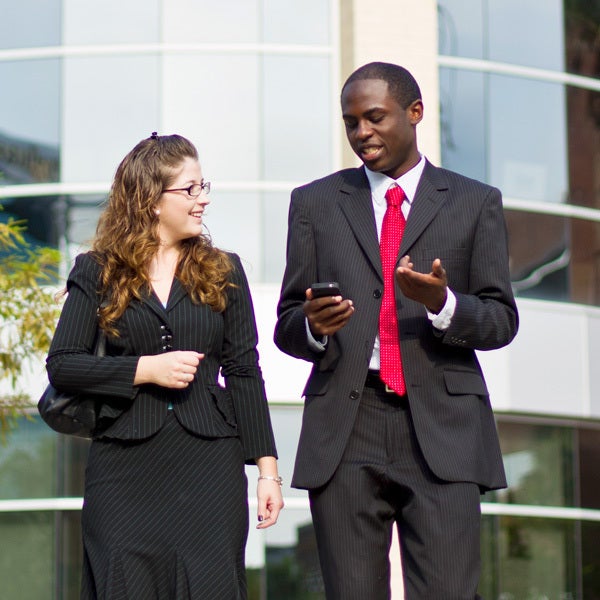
{"left": 373, "top": 289, "right": 382, "bottom": 299}
{"left": 349, "top": 390, "right": 360, "bottom": 400}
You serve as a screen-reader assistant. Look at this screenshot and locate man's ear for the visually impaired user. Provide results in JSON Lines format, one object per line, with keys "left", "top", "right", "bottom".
{"left": 408, "top": 99, "right": 424, "bottom": 125}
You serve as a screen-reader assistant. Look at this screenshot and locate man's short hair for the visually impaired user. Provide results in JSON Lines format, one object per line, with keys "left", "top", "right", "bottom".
{"left": 342, "top": 62, "right": 422, "bottom": 109}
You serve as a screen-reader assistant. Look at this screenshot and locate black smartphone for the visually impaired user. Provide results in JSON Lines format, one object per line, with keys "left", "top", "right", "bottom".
{"left": 310, "top": 282, "right": 341, "bottom": 298}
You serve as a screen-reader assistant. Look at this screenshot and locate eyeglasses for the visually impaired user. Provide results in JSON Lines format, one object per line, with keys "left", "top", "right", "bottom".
{"left": 162, "top": 181, "right": 211, "bottom": 198}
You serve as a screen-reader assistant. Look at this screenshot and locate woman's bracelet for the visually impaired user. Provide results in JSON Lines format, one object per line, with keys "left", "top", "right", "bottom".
{"left": 258, "top": 475, "right": 283, "bottom": 486}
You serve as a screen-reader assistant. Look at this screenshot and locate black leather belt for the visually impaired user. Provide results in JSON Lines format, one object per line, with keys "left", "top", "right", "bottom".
{"left": 364, "top": 371, "right": 404, "bottom": 396}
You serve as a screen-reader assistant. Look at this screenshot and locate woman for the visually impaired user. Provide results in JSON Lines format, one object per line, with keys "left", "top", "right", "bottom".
{"left": 46, "top": 133, "right": 283, "bottom": 599}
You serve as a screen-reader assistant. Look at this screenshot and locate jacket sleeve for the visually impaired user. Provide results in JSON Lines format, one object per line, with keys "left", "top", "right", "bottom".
{"left": 274, "top": 187, "right": 340, "bottom": 368}
{"left": 221, "top": 253, "right": 278, "bottom": 463}
{"left": 45, "top": 253, "right": 139, "bottom": 399}
{"left": 441, "top": 186, "right": 519, "bottom": 351}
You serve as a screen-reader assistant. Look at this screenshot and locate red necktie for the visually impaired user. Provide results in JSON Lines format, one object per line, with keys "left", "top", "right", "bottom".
{"left": 379, "top": 185, "right": 406, "bottom": 395}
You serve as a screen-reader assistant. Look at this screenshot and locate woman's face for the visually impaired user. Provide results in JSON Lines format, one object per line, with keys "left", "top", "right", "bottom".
{"left": 154, "top": 157, "right": 210, "bottom": 247}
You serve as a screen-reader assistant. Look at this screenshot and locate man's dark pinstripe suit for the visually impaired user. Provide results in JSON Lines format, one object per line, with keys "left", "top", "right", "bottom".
{"left": 275, "top": 160, "right": 519, "bottom": 598}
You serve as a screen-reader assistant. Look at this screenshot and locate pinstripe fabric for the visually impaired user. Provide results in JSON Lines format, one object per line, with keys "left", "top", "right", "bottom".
{"left": 275, "top": 160, "right": 518, "bottom": 598}
{"left": 46, "top": 251, "right": 277, "bottom": 599}
{"left": 81, "top": 411, "right": 248, "bottom": 599}
{"left": 275, "top": 161, "right": 518, "bottom": 491}
{"left": 309, "top": 387, "right": 481, "bottom": 599}
{"left": 46, "top": 252, "right": 277, "bottom": 462}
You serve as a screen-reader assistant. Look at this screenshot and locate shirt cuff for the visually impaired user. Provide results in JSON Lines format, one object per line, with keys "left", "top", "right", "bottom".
{"left": 306, "top": 318, "right": 328, "bottom": 351}
{"left": 427, "top": 288, "right": 456, "bottom": 330}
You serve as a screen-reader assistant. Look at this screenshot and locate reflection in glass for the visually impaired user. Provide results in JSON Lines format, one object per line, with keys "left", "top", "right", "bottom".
{"left": 0, "top": 416, "right": 57, "bottom": 499}
{"left": 487, "top": 0, "right": 564, "bottom": 70}
{"left": 565, "top": 0, "right": 600, "bottom": 79}
{"left": 489, "top": 75, "right": 568, "bottom": 204}
{"left": 0, "top": 512, "right": 55, "bottom": 600}
{"left": 439, "top": 67, "right": 486, "bottom": 182}
{"left": 566, "top": 85, "right": 600, "bottom": 206}
{"left": 264, "top": 520, "right": 324, "bottom": 600}
{"left": 441, "top": 71, "right": 569, "bottom": 205}
{"left": 581, "top": 520, "right": 600, "bottom": 598}
{"left": 505, "top": 211, "right": 569, "bottom": 303}
{"left": 481, "top": 516, "right": 579, "bottom": 600}
{"left": 439, "top": 0, "right": 565, "bottom": 71}
{"left": 494, "top": 419, "right": 575, "bottom": 507}
{"left": 578, "top": 426, "right": 600, "bottom": 510}
{"left": 506, "top": 211, "right": 600, "bottom": 306}
{"left": 438, "top": 0, "right": 485, "bottom": 59}
{"left": 0, "top": 60, "right": 61, "bottom": 169}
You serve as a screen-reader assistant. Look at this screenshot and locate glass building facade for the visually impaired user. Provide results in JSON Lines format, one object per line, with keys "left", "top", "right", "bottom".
{"left": 1, "top": 1, "right": 599, "bottom": 598}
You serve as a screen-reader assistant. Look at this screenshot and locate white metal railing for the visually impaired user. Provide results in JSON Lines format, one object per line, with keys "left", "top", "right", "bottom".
{"left": 0, "top": 181, "right": 300, "bottom": 199}
{"left": 0, "top": 43, "right": 332, "bottom": 63}
{"left": 438, "top": 55, "right": 600, "bottom": 93}
{"left": 2, "top": 497, "right": 600, "bottom": 522}
{"left": 3, "top": 182, "right": 600, "bottom": 224}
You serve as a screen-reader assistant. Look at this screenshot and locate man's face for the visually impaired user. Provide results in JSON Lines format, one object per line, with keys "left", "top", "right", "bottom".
{"left": 341, "top": 78, "right": 422, "bottom": 180}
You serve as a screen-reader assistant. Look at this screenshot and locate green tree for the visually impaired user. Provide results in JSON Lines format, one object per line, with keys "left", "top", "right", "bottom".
{"left": 0, "top": 205, "right": 62, "bottom": 442}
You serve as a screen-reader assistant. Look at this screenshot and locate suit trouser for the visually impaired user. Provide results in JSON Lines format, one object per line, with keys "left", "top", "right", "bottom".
{"left": 308, "top": 384, "right": 482, "bottom": 600}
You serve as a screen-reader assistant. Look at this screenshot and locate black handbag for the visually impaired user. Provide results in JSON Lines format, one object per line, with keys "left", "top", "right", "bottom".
{"left": 38, "top": 325, "right": 122, "bottom": 438}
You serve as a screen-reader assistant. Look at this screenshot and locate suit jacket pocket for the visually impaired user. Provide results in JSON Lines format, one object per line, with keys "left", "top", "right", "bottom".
{"left": 207, "top": 384, "right": 238, "bottom": 428}
{"left": 302, "top": 370, "right": 331, "bottom": 398}
{"left": 443, "top": 369, "right": 489, "bottom": 397}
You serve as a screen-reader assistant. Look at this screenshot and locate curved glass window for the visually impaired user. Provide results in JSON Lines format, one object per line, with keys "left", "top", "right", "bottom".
{"left": 62, "top": 55, "right": 160, "bottom": 183}
{"left": 440, "top": 69, "right": 568, "bottom": 204}
{"left": 439, "top": 0, "right": 564, "bottom": 71}
{"left": 0, "top": 0, "right": 60, "bottom": 50}
{"left": 0, "top": 60, "right": 60, "bottom": 184}
{"left": 63, "top": 0, "right": 159, "bottom": 45}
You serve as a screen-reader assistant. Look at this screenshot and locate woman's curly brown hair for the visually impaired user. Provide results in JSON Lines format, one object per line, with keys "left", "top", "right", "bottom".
{"left": 92, "top": 133, "right": 233, "bottom": 335}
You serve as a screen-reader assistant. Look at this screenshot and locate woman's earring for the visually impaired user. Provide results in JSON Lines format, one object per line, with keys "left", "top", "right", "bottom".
{"left": 155, "top": 209, "right": 161, "bottom": 216}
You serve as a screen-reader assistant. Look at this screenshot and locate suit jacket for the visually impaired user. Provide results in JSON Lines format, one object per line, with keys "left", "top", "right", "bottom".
{"left": 46, "top": 252, "right": 277, "bottom": 463}
{"left": 275, "top": 160, "right": 518, "bottom": 490}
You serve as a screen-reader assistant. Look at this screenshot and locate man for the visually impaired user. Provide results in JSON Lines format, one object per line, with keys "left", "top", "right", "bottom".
{"left": 274, "top": 62, "right": 518, "bottom": 599}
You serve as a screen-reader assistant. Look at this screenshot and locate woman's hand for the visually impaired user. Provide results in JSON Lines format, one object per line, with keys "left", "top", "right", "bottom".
{"left": 255, "top": 456, "right": 284, "bottom": 529}
{"left": 134, "top": 351, "right": 204, "bottom": 388}
{"left": 256, "top": 478, "right": 284, "bottom": 529}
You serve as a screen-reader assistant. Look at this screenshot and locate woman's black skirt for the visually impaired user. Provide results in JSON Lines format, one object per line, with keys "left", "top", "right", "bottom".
{"left": 80, "top": 411, "right": 248, "bottom": 599}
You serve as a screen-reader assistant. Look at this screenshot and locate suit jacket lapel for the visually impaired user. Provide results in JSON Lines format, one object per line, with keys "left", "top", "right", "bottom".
{"left": 338, "top": 168, "right": 382, "bottom": 279}
{"left": 142, "top": 278, "right": 187, "bottom": 319}
{"left": 166, "top": 278, "right": 187, "bottom": 311}
{"left": 400, "top": 161, "right": 449, "bottom": 257}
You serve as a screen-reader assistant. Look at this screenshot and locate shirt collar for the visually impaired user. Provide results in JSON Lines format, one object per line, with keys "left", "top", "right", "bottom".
{"left": 364, "top": 155, "right": 426, "bottom": 205}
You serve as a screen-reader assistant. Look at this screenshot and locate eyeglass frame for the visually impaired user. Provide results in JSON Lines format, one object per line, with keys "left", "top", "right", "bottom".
{"left": 162, "top": 181, "right": 211, "bottom": 198}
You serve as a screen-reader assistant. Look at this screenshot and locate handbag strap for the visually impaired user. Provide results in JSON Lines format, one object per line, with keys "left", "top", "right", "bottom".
{"left": 93, "top": 300, "right": 108, "bottom": 357}
{"left": 93, "top": 328, "right": 106, "bottom": 357}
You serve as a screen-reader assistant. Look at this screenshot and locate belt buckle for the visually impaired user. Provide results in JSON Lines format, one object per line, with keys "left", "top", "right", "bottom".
{"left": 384, "top": 383, "right": 395, "bottom": 394}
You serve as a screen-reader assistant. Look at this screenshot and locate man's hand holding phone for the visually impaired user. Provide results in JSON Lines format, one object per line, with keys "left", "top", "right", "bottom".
{"left": 305, "top": 282, "right": 354, "bottom": 337}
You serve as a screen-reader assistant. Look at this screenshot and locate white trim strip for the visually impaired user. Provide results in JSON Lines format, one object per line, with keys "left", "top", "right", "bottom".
{"left": 503, "top": 197, "right": 600, "bottom": 223}
{"left": 0, "top": 181, "right": 301, "bottom": 198}
{"left": 0, "top": 497, "right": 83, "bottom": 512}
{"left": 438, "top": 55, "right": 600, "bottom": 93}
{"left": 0, "top": 43, "right": 332, "bottom": 63}
{"left": 480, "top": 502, "right": 600, "bottom": 522}
{"left": 2, "top": 497, "right": 600, "bottom": 522}
{"left": 4, "top": 183, "right": 600, "bottom": 223}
